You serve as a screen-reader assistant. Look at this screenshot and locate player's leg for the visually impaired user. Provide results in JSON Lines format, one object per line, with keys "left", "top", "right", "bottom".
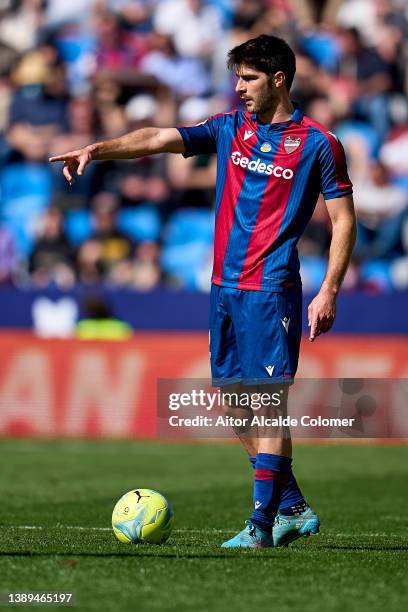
{"left": 210, "top": 287, "right": 272, "bottom": 547}
{"left": 210, "top": 286, "right": 287, "bottom": 456}
{"left": 251, "top": 383, "right": 320, "bottom": 546}
{"left": 219, "top": 381, "right": 258, "bottom": 458}
{"left": 221, "top": 382, "right": 319, "bottom": 547}
{"left": 246, "top": 383, "right": 315, "bottom": 540}
{"left": 267, "top": 292, "right": 320, "bottom": 545}
{"left": 210, "top": 286, "right": 274, "bottom": 547}
{"left": 219, "top": 288, "right": 294, "bottom": 545}
{"left": 209, "top": 285, "right": 259, "bottom": 458}
{"left": 220, "top": 382, "right": 294, "bottom": 530}
{"left": 221, "top": 286, "right": 319, "bottom": 546}
{"left": 220, "top": 382, "right": 299, "bottom": 548}
{"left": 209, "top": 284, "right": 242, "bottom": 386}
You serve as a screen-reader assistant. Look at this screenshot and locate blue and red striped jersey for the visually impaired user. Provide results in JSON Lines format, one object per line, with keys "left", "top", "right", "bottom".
{"left": 177, "top": 106, "right": 353, "bottom": 291}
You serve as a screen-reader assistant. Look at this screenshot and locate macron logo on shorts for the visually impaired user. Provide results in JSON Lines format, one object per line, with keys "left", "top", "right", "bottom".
{"left": 281, "top": 317, "right": 290, "bottom": 333}
{"left": 231, "top": 151, "right": 294, "bottom": 179}
{"left": 265, "top": 365, "right": 274, "bottom": 376}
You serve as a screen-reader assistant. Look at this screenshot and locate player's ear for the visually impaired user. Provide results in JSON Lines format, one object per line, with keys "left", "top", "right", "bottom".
{"left": 273, "top": 71, "right": 286, "bottom": 89}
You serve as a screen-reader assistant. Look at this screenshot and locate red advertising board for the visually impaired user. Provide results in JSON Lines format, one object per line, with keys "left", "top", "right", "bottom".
{"left": 0, "top": 333, "right": 406, "bottom": 438}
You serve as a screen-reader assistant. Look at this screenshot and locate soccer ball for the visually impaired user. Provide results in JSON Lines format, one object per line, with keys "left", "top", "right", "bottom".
{"left": 112, "top": 489, "right": 174, "bottom": 544}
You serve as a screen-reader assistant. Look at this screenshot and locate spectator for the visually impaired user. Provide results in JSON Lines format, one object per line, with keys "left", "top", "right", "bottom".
{"left": 0, "top": 0, "right": 44, "bottom": 53}
{"left": 336, "top": 0, "right": 379, "bottom": 45}
{"left": 109, "top": 240, "right": 162, "bottom": 290}
{"left": 45, "top": 0, "right": 94, "bottom": 28}
{"left": 49, "top": 95, "right": 99, "bottom": 207}
{"left": 75, "top": 296, "right": 133, "bottom": 340}
{"left": 93, "top": 8, "right": 148, "bottom": 72}
{"left": 103, "top": 93, "right": 171, "bottom": 207}
{"left": 337, "top": 27, "right": 393, "bottom": 140}
{"left": 298, "top": 196, "right": 331, "bottom": 258}
{"left": 153, "top": 0, "right": 223, "bottom": 59}
{"left": 140, "top": 33, "right": 211, "bottom": 96}
{"left": 1, "top": 123, "right": 53, "bottom": 256}
{"left": 107, "top": 1, "right": 154, "bottom": 31}
{"left": 167, "top": 97, "right": 217, "bottom": 209}
{"left": 291, "top": 0, "right": 342, "bottom": 25}
{"left": 29, "top": 206, "right": 75, "bottom": 288}
{"left": 89, "top": 192, "right": 133, "bottom": 271}
{"left": 131, "top": 240, "right": 161, "bottom": 289}
{"left": 92, "top": 72, "right": 128, "bottom": 138}
{"left": 380, "top": 126, "right": 408, "bottom": 176}
{"left": 353, "top": 160, "right": 408, "bottom": 260}
{"left": 9, "top": 47, "right": 68, "bottom": 132}
{"left": 51, "top": 96, "right": 97, "bottom": 154}
{"left": 304, "top": 95, "right": 336, "bottom": 129}
{"left": 76, "top": 238, "right": 105, "bottom": 285}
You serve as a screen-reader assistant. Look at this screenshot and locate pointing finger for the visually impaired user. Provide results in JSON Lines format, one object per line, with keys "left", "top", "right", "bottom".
{"left": 49, "top": 153, "right": 75, "bottom": 162}
{"left": 309, "top": 315, "right": 318, "bottom": 342}
{"left": 307, "top": 305, "right": 312, "bottom": 327}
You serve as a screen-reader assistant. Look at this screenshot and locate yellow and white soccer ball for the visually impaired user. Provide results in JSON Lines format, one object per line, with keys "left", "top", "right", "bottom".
{"left": 112, "top": 489, "right": 174, "bottom": 544}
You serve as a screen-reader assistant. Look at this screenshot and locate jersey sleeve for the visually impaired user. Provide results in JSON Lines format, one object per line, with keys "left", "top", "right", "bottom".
{"left": 318, "top": 132, "right": 353, "bottom": 200}
{"left": 177, "top": 114, "right": 224, "bottom": 158}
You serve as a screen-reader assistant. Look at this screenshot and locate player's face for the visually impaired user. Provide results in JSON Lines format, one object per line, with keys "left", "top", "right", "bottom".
{"left": 235, "top": 66, "right": 278, "bottom": 115}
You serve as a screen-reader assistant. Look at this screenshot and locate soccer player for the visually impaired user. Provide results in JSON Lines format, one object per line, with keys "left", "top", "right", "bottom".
{"left": 50, "top": 34, "right": 356, "bottom": 548}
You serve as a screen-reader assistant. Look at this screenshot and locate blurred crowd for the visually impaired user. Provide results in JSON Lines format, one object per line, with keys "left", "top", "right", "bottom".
{"left": 0, "top": 0, "right": 408, "bottom": 293}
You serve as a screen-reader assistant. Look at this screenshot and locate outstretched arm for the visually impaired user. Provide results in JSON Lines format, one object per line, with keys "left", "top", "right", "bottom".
{"left": 49, "top": 127, "right": 185, "bottom": 184}
{"left": 308, "top": 195, "right": 357, "bottom": 342}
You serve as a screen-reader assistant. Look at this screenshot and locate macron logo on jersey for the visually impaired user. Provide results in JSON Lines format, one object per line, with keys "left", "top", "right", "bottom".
{"left": 244, "top": 130, "right": 254, "bottom": 141}
{"left": 231, "top": 151, "right": 294, "bottom": 180}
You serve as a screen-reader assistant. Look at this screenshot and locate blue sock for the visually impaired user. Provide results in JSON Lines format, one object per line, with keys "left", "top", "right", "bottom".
{"left": 248, "top": 455, "right": 305, "bottom": 515}
{"left": 251, "top": 453, "right": 292, "bottom": 534}
{"left": 278, "top": 470, "right": 305, "bottom": 511}
{"left": 279, "top": 499, "right": 309, "bottom": 515}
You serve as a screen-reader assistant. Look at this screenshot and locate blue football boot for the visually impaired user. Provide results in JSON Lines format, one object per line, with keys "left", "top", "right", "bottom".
{"left": 221, "top": 521, "right": 274, "bottom": 548}
{"left": 273, "top": 507, "right": 320, "bottom": 547}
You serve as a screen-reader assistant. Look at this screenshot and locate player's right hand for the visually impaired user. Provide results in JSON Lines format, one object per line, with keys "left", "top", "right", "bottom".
{"left": 49, "top": 146, "right": 93, "bottom": 184}
{"left": 307, "top": 289, "right": 336, "bottom": 342}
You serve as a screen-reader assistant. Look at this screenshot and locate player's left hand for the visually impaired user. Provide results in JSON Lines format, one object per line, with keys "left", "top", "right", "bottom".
{"left": 307, "top": 290, "right": 336, "bottom": 342}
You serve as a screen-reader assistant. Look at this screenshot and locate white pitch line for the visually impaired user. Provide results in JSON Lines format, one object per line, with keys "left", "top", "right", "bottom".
{"left": 9, "top": 526, "right": 111, "bottom": 532}
{"left": 3, "top": 526, "right": 406, "bottom": 538}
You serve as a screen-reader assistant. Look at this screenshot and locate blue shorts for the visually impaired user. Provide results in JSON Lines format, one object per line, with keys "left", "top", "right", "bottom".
{"left": 210, "top": 284, "right": 302, "bottom": 386}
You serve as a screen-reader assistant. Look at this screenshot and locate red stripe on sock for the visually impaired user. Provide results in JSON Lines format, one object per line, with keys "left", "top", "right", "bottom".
{"left": 255, "top": 469, "right": 289, "bottom": 483}
{"left": 255, "top": 468, "right": 278, "bottom": 480}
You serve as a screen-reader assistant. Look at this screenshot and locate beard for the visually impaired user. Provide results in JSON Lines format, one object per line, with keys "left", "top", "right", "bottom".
{"left": 252, "top": 81, "right": 279, "bottom": 115}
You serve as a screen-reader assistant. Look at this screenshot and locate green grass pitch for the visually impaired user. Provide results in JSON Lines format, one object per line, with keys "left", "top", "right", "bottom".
{"left": 0, "top": 440, "right": 407, "bottom": 611}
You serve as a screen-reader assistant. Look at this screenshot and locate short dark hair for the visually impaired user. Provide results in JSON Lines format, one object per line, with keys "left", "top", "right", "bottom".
{"left": 227, "top": 34, "right": 296, "bottom": 91}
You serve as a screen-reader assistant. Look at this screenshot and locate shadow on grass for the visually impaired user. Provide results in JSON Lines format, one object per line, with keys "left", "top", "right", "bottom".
{"left": 1, "top": 544, "right": 408, "bottom": 558}
{"left": 0, "top": 551, "right": 268, "bottom": 559}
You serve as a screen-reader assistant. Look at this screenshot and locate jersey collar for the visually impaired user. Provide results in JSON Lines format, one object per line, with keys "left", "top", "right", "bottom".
{"left": 291, "top": 104, "right": 304, "bottom": 123}
{"left": 251, "top": 103, "right": 303, "bottom": 128}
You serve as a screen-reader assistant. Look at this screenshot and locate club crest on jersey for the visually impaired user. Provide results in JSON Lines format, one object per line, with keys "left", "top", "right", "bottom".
{"left": 283, "top": 136, "right": 302, "bottom": 154}
{"left": 260, "top": 142, "right": 272, "bottom": 153}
